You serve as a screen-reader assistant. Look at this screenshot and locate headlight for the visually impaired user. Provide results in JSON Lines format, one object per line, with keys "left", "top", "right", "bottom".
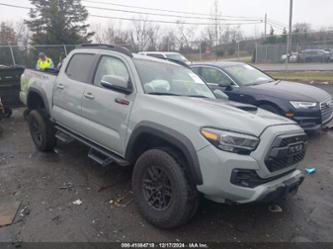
{"left": 200, "top": 128, "right": 259, "bottom": 154}
{"left": 290, "top": 101, "right": 317, "bottom": 109}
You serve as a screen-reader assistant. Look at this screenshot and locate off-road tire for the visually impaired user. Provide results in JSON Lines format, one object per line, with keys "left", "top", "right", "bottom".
{"left": 28, "top": 110, "right": 56, "bottom": 152}
{"left": 132, "top": 148, "right": 199, "bottom": 229}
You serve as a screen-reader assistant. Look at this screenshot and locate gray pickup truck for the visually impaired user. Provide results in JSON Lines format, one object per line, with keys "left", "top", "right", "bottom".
{"left": 20, "top": 44, "right": 307, "bottom": 228}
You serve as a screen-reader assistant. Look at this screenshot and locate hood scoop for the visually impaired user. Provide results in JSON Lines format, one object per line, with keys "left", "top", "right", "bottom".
{"left": 227, "top": 101, "right": 258, "bottom": 112}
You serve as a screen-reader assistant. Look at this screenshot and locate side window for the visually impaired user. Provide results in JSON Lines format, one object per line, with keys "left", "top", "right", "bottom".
{"left": 65, "top": 53, "right": 95, "bottom": 83}
{"left": 94, "top": 56, "right": 130, "bottom": 87}
{"left": 200, "top": 67, "right": 232, "bottom": 85}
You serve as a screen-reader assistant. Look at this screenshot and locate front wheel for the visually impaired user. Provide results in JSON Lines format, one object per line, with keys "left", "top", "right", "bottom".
{"left": 132, "top": 148, "right": 199, "bottom": 229}
{"left": 28, "top": 110, "right": 56, "bottom": 152}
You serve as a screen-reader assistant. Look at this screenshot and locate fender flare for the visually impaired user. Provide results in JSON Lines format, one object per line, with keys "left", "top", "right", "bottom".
{"left": 125, "top": 121, "right": 203, "bottom": 185}
{"left": 27, "top": 87, "right": 50, "bottom": 114}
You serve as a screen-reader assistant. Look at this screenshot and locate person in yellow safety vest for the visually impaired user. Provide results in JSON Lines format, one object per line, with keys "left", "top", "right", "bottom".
{"left": 36, "top": 52, "right": 54, "bottom": 70}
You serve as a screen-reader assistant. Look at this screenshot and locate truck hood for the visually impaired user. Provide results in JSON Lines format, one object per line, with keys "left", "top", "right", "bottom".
{"left": 250, "top": 80, "right": 331, "bottom": 101}
{"left": 143, "top": 95, "right": 297, "bottom": 137}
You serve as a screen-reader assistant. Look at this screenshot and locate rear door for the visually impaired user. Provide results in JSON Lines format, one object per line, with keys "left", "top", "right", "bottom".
{"left": 81, "top": 55, "right": 135, "bottom": 155}
{"left": 52, "top": 53, "right": 97, "bottom": 134}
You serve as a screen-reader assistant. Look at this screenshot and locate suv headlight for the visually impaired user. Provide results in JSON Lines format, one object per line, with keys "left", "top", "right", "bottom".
{"left": 200, "top": 128, "right": 259, "bottom": 154}
{"left": 290, "top": 101, "right": 317, "bottom": 109}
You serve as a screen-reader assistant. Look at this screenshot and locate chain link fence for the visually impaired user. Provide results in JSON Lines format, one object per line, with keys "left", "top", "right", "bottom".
{"left": 0, "top": 45, "right": 77, "bottom": 69}
{"left": 1, "top": 41, "right": 332, "bottom": 67}
{"left": 255, "top": 41, "right": 333, "bottom": 63}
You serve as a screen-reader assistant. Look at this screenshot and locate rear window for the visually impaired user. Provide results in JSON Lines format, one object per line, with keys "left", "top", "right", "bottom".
{"left": 65, "top": 53, "right": 95, "bottom": 83}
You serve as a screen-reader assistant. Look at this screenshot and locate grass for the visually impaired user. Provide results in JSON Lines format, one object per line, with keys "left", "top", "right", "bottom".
{"left": 267, "top": 71, "right": 333, "bottom": 82}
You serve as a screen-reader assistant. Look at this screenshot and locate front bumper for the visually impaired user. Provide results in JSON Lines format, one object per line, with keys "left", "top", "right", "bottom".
{"left": 259, "top": 172, "right": 304, "bottom": 202}
{"left": 290, "top": 98, "right": 333, "bottom": 130}
{"left": 196, "top": 124, "right": 306, "bottom": 204}
{"left": 293, "top": 114, "right": 333, "bottom": 131}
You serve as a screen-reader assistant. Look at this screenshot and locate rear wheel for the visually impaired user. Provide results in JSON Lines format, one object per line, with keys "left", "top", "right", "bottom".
{"left": 28, "top": 110, "right": 56, "bottom": 152}
{"left": 132, "top": 148, "right": 199, "bottom": 229}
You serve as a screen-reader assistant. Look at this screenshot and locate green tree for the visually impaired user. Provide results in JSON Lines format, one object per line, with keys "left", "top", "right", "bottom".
{"left": 25, "top": 0, "right": 94, "bottom": 44}
{"left": 266, "top": 26, "right": 277, "bottom": 44}
{"left": 279, "top": 27, "right": 287, "bottom": 43}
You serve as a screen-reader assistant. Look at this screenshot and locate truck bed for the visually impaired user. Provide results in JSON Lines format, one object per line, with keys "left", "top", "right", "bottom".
{"left": 20, "top": 69, "right": 58, "bottom": 108}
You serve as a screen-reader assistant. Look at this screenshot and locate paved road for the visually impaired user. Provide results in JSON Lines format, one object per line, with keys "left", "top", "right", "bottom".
{"left": 0, "top": 103, "right": 333, "bottom": 242}
{"left": 256, "top": 63, "right": 333, "bottom": 72}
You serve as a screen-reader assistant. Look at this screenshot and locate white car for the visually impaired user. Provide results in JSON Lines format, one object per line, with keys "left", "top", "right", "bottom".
{"left": 138, "top": 51, "right": 191, "bottom": 65}
{"left": 281, "top": 52, "right": 299, "bottom": 63}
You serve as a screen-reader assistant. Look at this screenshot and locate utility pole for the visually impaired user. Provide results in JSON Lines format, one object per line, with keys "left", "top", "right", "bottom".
{"left": 264, "top": 13, "right": 267, "bottom": 39}
{"left": 286, "top": 0, "right": 293, "bottom": 62}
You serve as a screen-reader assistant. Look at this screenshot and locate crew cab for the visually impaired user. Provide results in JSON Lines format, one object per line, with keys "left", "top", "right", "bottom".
{"left": 20, "top": 44, "right": 307, "bottom": 228}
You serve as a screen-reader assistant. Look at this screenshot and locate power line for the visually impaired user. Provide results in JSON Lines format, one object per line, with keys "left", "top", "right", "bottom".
{"left": 0, "top": 2, "right": 263, "bottom": 26}
{"left": 268, "top": 18, "right": 287, "bottom": 28}
{"left": 82, "top": 0, "right": 260, "bottom": 20}
{"left": 85, "top": 4, "right": 262, "bottom": 22}
{"left": 0, "top": 2, "right": 30, "bottom": 10}
{"left": 89, "top": 14, "right": 262, "bottom": 26}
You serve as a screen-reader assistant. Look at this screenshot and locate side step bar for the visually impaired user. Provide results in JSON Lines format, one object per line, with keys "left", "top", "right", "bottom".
{"left": 88, "top": 148, "right": 114, "bottom": 167}
{"left": 55, "top": 125, "right": 129, "bottom": 167}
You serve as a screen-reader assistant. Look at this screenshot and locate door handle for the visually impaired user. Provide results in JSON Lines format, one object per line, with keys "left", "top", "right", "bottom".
{"left": 115, "top": 98, "right": 130, "bottom": 105}
{"left": 84, "top": 92, "right": 94, "bottom": 100}
{"left": 57, "top": 83, "right": 64, "bottom": 89}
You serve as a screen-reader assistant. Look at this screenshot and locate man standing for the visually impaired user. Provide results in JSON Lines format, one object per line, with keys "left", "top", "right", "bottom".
{"left": 36, "top": 52, "right": 54, "bottom": 70}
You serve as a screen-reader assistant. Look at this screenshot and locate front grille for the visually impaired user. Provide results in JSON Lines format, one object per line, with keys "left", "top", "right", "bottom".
{"left": 320, "top": 97, "right": 333, "bottom": 124}
{"left": 265, "top": 134, "right": 307, "bottom": 172}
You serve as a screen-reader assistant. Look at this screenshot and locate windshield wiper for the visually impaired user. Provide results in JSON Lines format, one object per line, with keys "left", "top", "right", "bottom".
{"left": 148, "top": 92, "right": 181, "bottom": 96}
{"left": 185, "top": 95, "right": 209, "bottom": 98}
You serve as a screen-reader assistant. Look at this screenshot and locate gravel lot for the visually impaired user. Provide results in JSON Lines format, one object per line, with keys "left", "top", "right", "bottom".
{"left": 0, "top": 86, "right": 333, "bottom": 243}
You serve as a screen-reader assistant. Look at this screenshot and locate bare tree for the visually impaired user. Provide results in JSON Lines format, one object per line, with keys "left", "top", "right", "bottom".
{"left": 131, "top": 18, "right": 159, "bottom": 51}
{"left": 93, "top": 21, "right": 131, "bottom": 47}
{"left": 0, "top": 22, "right": 17, "bottom": 45}
{"left": 159, "top": 30, "right": 177, "bottom": 51}
{"left": 15, "top": 21, "right": 30, "bottom": 47}
{"left": 176, "top": 21, "right": 195, "bottom": 51}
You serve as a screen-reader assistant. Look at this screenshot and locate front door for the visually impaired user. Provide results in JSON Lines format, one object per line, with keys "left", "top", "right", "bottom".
{"left": 81, "top": 55, "right": 135, "bottom": 155}
{"left": 195, "top": 66, "right": 248, "bottom": 102}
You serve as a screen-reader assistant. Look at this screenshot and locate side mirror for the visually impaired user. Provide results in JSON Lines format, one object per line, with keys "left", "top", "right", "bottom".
{"left": 214, "top": 89, "right": 229, "bottom": 100}
{"left": 101, "top": 75, "right": 132, "bottom": 94}
{"left": 218, "top": 81, "right": 232, "bottom": 87}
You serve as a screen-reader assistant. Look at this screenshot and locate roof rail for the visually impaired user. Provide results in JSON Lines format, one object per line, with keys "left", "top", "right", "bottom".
{"left": 163, "top": 58, "right": 191, "bottom": 69}
{"left": 79, "top": 44, "right": 133, "bottom": 57}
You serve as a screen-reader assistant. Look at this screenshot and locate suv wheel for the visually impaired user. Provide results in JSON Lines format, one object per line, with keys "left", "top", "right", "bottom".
{"left": 28, "top": 110, "right": 56, "bottom": 152}
{"left": 132, "top": 148, "right": 199, "bottom": 229}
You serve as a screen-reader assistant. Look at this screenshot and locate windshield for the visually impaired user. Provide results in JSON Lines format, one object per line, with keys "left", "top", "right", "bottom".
{"left": 165, "top": 53, "right": 188, "bottom": 62}
{"left": 223, "top": 64, "right": 274, "bottom": 86}
{"left": 134, "top": 58, "right": 215, "bottom": 98}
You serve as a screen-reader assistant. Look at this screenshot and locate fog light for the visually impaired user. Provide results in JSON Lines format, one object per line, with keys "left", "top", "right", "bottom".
{"left": 230, "top": 169, "right": 262, "bottom": 188}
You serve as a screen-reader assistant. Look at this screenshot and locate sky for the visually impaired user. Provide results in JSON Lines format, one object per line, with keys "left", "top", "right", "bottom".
{"left": 0, "top": 0, "right": 332, "bottom": 37}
